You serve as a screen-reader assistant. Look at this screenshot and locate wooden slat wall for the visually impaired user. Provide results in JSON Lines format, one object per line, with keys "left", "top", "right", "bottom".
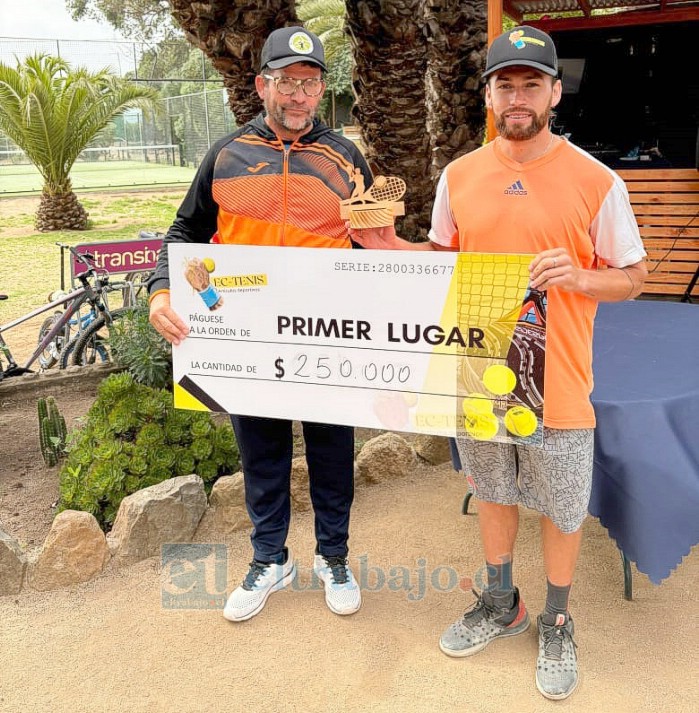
{"left": 617, "top": 168, "right": 699, "bottom": 298}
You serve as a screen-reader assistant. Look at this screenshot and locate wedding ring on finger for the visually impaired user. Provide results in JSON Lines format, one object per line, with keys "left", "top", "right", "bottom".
{"left": 552, "top": 257, "right": 557, "bottom": 269}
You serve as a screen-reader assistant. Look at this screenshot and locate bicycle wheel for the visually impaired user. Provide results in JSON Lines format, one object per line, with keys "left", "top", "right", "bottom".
{"left": 59, "top": 333, "right": 80, "bottom": 369}
{"left": 59, "top": 329, "right": 109, "bottom": 368}
{"left": 37, "top": 312, "right": 67, "bottom": 369}
{"left": 68, "top": 308, "right": 131, "bottom": 366}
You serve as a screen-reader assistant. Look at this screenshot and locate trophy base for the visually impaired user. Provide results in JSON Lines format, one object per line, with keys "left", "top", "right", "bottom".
{"left": 341, "top": 201, "right": 405, "bottom": 229}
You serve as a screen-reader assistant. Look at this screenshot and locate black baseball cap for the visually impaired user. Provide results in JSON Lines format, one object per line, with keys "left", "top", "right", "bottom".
{"left": 260, "top": 27, "right": 327, "bottom": 72}
{"left": 483, "top": 26, "right": 558, "bottom": 79}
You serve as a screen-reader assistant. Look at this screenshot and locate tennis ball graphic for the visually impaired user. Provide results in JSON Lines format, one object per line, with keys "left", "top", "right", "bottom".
{"left": 374, "top": 176, "right": 387, "bottom": 188}
{"left": 483, "top": 364, "right": 517, "bottom": 396}
{"left": 464, "top": 412, "right": 499, "bottom": 441}
{"left": 462, "top": 392, "right": 494, "bottom": 417}
{"left": 202, "top": 257, "right": 215, "bottom": 273}
{"left": 504, "top": 406, "right": 538, "bottom": 437}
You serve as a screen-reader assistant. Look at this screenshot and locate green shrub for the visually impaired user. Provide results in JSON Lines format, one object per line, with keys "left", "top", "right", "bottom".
{"left": 109, "top": 300, "right": 172, "bottom": 389}
{"left": 59, "top": 372, "right": 239, "bottom": 529}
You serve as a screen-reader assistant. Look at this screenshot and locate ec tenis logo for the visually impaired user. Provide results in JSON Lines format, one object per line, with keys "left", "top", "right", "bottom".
{"left": 509, "top": 30, "right": 546, "bottom": 50}
{"left": 212, "top": 274, "right": 268, "bottom": 289}
{"left": 289, "top": 32, "right": 314, "bottom": 55}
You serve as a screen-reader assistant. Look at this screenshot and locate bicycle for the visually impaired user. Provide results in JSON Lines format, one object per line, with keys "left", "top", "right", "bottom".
{"left": 121, "top": 229, "right": 165, "bottom": 305}
{"left": 0, "top": 246, "right": 133, "bottom": 380}
{"left": 35, "top": 242, "right": 107, "bottom": 369}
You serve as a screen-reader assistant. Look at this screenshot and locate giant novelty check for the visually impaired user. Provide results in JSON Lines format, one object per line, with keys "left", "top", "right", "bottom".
{"left": 170, "top": 244, "right": 547, "bottom": 444}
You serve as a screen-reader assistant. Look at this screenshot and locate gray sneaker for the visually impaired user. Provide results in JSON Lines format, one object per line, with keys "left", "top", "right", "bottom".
{"left": 536, "top": 614, "right": 579, "bottom": 700}
{"left": 439, "top": 587, "right": 530, "bottom": 657}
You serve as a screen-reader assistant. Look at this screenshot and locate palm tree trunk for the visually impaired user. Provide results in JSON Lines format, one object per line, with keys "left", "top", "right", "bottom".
{"left": 36, "top": 185, "right": 89, "bottom": 231}
{"left": 424, "top": 0, "right": 487, "bottom": 176}
{"left": 170, "top": 0, "right": 299, "bottom": 125}
{"left": 345, "top": 0, "right": 433, "bottom": 241}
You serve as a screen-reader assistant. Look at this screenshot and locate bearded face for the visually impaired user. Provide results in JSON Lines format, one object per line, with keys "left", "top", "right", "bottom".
{"left": 486, "top": 68, "right": 561, "bottom": 142}
{"left": 256, "top": 64, "right": 325, "bottom": 140}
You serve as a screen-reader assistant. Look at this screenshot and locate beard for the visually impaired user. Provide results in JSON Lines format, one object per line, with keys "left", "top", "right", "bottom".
{"left": 266, "top": 99, "right": 315, "bottom": 134}
{"left": 495, "top": 103, "right": 552, "bottom": 141}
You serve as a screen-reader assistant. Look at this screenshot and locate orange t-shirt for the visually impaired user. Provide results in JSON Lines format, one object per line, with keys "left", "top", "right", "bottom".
{"left": 429, "top": 139, "right": 645, "bottom": 428}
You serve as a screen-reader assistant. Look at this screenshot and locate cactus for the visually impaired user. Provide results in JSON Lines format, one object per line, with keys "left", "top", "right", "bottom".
{"left": 38, "top": 396, "right": 48, "bottom": 425}
{"left": 38, "top": 396, "right": 66, "bottom": 467}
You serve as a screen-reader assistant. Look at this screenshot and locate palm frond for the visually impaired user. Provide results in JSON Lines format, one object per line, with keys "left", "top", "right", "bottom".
{"left": 297, "top": 0, "right": 351, "bottom": 83}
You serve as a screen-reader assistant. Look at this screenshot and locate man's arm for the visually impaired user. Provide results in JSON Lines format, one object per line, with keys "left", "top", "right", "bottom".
{"left": 349, "top": 224, "right": 453, "bottom": 251}
{"left": 534, "top": 174, "right": 646, "bottom": 301}
{"left": 529, "top": 248, "right": 647, "bottom": 301}
{"left": 148, "top": 141, "right": 222, "bottom": 344}
{"left": 350, "top": 168, "right": 457, "bottom": 252}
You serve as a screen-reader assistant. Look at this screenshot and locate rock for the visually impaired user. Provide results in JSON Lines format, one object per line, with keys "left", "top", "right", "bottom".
{"left": 196, "top": 472, "right": 251, "bottom": 536}
{"left": 413, "top": 435, "right": 453, "bottom": 466}
{"left": 290, "top": 457, "right": 312, "bottom": 512}
{"left": 355, "top": 433, "right": 416, "bottom": 485}
{"left": 29, "top": 511, "right": 109, "bottom": 592}
{"left": 107, "top": 475, "right": 207, "bottom": 567}
{"left": 0, "top": 528, "right": 26, "bottom": 595}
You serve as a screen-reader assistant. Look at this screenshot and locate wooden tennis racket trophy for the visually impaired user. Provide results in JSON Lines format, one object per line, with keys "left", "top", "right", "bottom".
{"left": 340, "top": 171, "right": 406, "bottom": 228}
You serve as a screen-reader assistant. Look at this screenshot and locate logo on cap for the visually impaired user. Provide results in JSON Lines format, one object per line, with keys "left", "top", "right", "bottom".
{"left": 289, "top": 31, "right": 314, "bottom": 55}
{"left": 509, "top": 30, "right": 545, "bottom": 50}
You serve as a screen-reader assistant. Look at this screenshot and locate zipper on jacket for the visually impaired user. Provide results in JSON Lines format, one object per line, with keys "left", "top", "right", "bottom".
{"left": 281, "top": 139, "right": 300, "bottom": 246}
{"left": 281, "top": 145, "right": 289, "bottom": 245}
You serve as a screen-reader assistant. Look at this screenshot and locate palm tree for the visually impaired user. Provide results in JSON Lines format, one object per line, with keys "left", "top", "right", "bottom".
{"left": 169, "top": 0, "right": 299, "bottom": 125}
{"left": 424, "top": 1, "right": 487, "bottom": 176}
{"left": 0, "top": 54, "right": 159, "bottom": 231}
{"left": 345, "top": 0, "right": 433, "bottom": 240}
{"left": 345, "top": 1, "right": 488, "bottom": 240}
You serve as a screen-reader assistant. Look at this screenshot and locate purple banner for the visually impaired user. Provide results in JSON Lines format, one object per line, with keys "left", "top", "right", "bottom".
{"left": 71, "top": 238, "right": 163, "bottom": 278}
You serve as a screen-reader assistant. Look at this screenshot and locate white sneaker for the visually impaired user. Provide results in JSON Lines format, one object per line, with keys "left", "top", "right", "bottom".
{"left": 223, "top": 553, "right": 296, "bottom": 622}
{"left": 313, "top": 554, "right": 362, "bottom": 616}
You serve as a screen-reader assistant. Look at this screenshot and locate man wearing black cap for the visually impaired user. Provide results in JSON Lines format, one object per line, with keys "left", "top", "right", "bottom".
{"left": 350, "top": 25, "right": 646, "bottom": 700}
{"left": 148, "top": 26, "right": 372, "bottom": 622}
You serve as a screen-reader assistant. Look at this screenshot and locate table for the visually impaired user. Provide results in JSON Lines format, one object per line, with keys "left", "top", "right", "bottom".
{"left": 453, "top": 300, "right": 699, "bottom": 597}
{"left": 589, "top": 300, "right": 699, "bottom": 591}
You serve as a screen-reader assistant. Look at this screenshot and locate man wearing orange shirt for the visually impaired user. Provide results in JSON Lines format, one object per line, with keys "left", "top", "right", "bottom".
{"left": 351, "top": 26, "right": 647, "bottom": 700}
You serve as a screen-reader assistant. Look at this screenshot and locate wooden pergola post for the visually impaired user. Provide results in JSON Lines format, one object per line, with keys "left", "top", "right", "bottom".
{"left": 486, "top": 0, "right": 504, "bottom": 142}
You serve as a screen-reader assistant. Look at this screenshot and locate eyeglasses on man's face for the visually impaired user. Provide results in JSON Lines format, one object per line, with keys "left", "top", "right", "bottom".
{"left": 262, "top": 74, "right": 325, "bottom": 97}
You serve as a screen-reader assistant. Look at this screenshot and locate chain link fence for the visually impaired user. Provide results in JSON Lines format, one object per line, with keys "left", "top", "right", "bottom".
{"left": 0, "top": 38, "right": 238, "bottom": 193}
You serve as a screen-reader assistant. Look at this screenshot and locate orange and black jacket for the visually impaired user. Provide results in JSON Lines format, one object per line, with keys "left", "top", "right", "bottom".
{"left": 148, "top": 114, "right": 372, "bottom": 297}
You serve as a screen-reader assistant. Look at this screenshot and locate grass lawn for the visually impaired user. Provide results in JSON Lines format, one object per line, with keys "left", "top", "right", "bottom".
{"left": 0, "top": 188, "right": 186, "bottom": 329}
{"left": 0, "top": 161, "right": 196, "bottom": 194}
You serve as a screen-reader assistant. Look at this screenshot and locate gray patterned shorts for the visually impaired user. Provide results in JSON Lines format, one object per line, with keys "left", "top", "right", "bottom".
{"left": 456, "top": 428, "right": 594, "bottom": 534}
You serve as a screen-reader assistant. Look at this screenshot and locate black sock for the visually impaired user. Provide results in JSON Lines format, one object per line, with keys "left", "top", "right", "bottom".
{"left": 485, "top": 558, "right": 515, "bottom": 610}
{"left": 542, "top": 579, "right": 571, "bottom": 625}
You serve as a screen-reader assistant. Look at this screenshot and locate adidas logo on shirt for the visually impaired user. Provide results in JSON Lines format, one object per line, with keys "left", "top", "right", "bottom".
{"left": 504, "top": 179, "right": 527, "bottom": 195}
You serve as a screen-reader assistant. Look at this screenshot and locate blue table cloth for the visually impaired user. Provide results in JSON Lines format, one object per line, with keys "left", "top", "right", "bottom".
{"left": 450, "top": 300, "right": 699, "bottom": 585}
{"left": 589, "top": 300, "right": 699, "bottom": 583}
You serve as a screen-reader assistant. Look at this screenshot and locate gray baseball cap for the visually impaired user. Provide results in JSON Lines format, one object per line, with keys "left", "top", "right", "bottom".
{"left": 483, "top": 26, "right": 558, "bottom": 79}
{"left": 260, "top": 27, "right": 327, "bottom": 72}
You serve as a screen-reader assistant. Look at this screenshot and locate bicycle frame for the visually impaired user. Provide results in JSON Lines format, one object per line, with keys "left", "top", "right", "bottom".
{"left": 0, "top": 285, "right": 95, "bottom": 375}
